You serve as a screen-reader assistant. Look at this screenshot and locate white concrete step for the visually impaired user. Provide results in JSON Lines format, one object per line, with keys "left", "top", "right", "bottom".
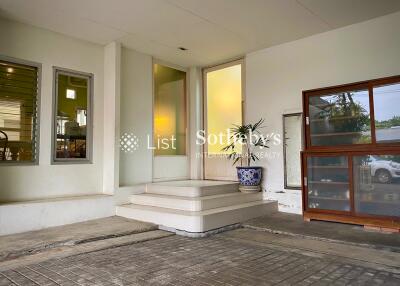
{"left": 146, "top": 180, "right": 238, "bottom": 197}
{"left": 130, "top": 192, "right": 264, "bottom": 211}
{"left": 116, "top": 200, "right": 278, "bottom": 233}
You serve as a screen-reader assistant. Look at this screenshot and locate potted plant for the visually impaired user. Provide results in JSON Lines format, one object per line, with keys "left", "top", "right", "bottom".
{"left": 221, "top": 119, "right": 269, "bottom": 193}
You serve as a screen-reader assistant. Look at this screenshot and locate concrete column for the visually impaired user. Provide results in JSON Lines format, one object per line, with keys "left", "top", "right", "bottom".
{"left": 103, "top": 42, "right": 121, "bottom": 194}
{"left": 189, "top": 67, "right": 203, "bottom": 180}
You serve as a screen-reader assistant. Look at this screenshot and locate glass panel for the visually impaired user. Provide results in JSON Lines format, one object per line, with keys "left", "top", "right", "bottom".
{"left": 373, "top": 83, "right": 400, "bottom": 143}
{"left": 283, "top": 114, "right": 302, "bottom": 188}
{"left": 153, "top": 64, "right": 186, "bottom": 156}
{"left": 353, "top": 155, "right": 400, "bottom": 217}
{"left": 309, "top": 90, "right": 371, "bottom": 146}
{"left": 307, "top": 156, "right": 350, "bottom": 211}
{"left": 206, "top": 64, "right": 242, "bottom": 154}
{"left": 55, "top": 73, "right": 89, "bottom": 159}
{"left": 0, "top": 60, "right": 38, "bottom": 162}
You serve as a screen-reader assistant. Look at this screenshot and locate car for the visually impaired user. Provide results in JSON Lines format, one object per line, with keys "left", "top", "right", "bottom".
{"left": 368, "top": 156, "right": 400, "bottom": 184}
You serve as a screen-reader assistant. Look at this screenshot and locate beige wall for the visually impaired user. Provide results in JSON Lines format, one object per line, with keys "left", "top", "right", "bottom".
{"left": 0, "top": 18, "right": 105, "bottom": 202}
{"left": 245, "top": 12, "right": 400, "bottom": 213}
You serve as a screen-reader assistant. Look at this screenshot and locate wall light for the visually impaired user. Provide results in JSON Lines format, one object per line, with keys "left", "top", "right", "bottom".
{"left": 7, "top": 67, "right": 14, "bottom": 73}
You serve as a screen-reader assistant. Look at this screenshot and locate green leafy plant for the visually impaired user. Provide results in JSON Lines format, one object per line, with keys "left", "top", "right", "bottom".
{"left": 221, "top": 118, "right": 269, "bottom": 166}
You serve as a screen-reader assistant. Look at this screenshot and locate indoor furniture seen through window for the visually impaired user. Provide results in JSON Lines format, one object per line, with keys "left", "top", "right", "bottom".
{"left": 53, "top": 68, "right": 92, "bottom": 163}
{"left": 0, "top": 57, "right": 40, "bottom": 164}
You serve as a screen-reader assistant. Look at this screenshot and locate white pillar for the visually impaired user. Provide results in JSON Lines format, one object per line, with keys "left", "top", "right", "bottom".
{"left": 189, "top": 67, "right": 203, "bottom": 180}
{"left": 103, "top": 42, "right": 121, "bottom": 194}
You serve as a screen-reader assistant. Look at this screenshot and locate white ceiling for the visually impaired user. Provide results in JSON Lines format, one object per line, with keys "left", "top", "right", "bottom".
{"left": 1, "top": 0, "right": 400, "bottom": 67}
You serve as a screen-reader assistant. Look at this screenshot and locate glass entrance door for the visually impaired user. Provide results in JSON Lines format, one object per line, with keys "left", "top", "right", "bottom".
{"left": 203, "top": 60, "right": 243, "bottom": 180}
{"left": 152, "top": 62, "right": 188, "bottom": 181}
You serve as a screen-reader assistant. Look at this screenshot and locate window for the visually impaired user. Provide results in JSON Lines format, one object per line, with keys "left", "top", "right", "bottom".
{"left": 153, "top": 64, "right": 186, "bottom": 156}
{"left": 205, "top": 62, "right": 242, "bottom": 155}
{"left": 0, "top": 57, "right": 40, "bottom": 164}
{"left": 308, "top": 89, "right": 371, "bottom": 146}
{"left": 373, "top": 83, "right": 400, "bottom": 143}
{"left": 353, "top": 154, "right": 400, "bottom": 217}
{"left": 53, "top": 68, "right": 92, "bottom": 163}
{"left": 305, "top": 76, "right": 400, "bottom": 149}
{"left": 283, "top": 113, "right": 302, "bottom": 189}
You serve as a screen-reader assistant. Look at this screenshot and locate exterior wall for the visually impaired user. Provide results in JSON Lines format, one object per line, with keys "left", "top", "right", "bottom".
{"left": 103, "top": 42, "right": 121, "bottom": 194}
{"left": 0, "top": 18, "right": 105, "bottom": 202}
{"left": 245, "top": 12, "right": 400, "bottom": 214}
{"left": 119, "top": 47, "right": 153, "bottom": 186}
{"left": 0, "top": 195, "right": 115, "bottom": 235}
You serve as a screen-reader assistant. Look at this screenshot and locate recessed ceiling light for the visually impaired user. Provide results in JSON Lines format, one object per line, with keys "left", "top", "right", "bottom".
{"left": 178, "top": 47, "right": 188, "bottom": 51}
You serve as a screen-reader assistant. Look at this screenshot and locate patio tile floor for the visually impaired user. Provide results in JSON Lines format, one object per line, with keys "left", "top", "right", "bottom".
{"left": 1, "top": 227, "right": 399, "bottom": 286}
{"left": 244, "top": 212, "right": 400, "bottom": 252}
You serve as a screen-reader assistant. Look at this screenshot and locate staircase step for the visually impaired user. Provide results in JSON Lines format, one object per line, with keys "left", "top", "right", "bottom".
{"left": 116, "top": 200, "right": 278, "bottom": 233}
{"left": 131, "top": 192, "right": 264, "bottom": 211}
{"left": 146, "top": 180, "right": 238, "bottom": 197}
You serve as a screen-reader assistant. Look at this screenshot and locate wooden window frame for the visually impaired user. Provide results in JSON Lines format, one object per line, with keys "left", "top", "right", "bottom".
{"left": 301, "top": 74, "right": 400, "bottom": 229}
{"left": 303, "top": 75, "right": 400, "bottom": 152}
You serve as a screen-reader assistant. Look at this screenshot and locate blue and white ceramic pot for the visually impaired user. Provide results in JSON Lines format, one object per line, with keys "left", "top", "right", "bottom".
{"left": 236, "top": 166, "right": 262, "bottom": 193}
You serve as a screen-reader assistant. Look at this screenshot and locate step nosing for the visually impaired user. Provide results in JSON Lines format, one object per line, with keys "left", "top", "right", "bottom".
{"left": 119, "top": 200, "right": 275, "bottom": 216}
{"left": 133, "top": 192, "right": 259, "bottom": 200}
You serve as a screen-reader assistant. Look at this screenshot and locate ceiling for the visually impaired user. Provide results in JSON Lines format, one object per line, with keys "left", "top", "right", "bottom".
{"left": 1, "top": 0, "right": 400, "bottom": 67}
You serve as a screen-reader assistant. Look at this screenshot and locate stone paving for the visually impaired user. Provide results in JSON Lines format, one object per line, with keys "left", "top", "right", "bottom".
{"left": 1, "top": 229, "right": 399, "bottom": 286}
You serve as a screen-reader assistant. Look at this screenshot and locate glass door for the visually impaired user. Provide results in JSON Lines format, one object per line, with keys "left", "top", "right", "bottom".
{"left": 353, "top": 154, "right": 400, "bottom": 218}
{"left": 306, "top": 155, "right": 351, "bottom": 212}
{"left": 152, "top": 62, "right": 188, "bottom": 181}
{"left": 203, "top": 60, "right": 243, "bottom": 181}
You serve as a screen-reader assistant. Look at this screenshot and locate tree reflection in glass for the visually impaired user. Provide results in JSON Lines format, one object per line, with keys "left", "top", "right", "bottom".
{"left": 309, "top": 90, "right": 371, "bottom": 146}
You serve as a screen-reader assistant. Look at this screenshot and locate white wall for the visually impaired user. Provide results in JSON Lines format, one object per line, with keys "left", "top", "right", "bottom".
{"left": 0, "top": 195, "right": 115, "bottom": 235}
{"left": 0, "top": 19, "right": 105, "bottom": 202}
{"left": 245, "top": 12, "right": 400, "bottom": 213}
{"left": 189, "top": 67, "right": 203, "bottom": 180}
{"left": 119, "top": 47, "right": 153, "bottom": 186}
{"left": 103, "top": 42, "right": 121, "bottom": 194}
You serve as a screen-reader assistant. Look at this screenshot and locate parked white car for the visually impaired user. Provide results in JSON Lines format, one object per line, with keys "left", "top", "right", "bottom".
{"left": 369, "top": 156, "right": 400, "bottom": 184}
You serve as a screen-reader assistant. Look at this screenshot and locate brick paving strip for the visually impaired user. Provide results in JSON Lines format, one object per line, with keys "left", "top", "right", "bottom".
{"left": 1, "top": 228, "right": 399, "bottom": 286}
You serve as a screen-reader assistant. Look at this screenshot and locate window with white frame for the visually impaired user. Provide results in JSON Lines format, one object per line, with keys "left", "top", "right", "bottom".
{"left": 283, "top": 113, "right": 303, "bottom": 189}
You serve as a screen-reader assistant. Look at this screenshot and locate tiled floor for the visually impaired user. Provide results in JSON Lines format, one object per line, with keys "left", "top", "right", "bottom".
{"left": 1, "top": 228, "right": 399, "bottom": 286}
{"left": 0, "top": 217, "right": 157, "bottom": 262}
{"left": 244, "top": 212, "right": 400, "bottom": 252}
